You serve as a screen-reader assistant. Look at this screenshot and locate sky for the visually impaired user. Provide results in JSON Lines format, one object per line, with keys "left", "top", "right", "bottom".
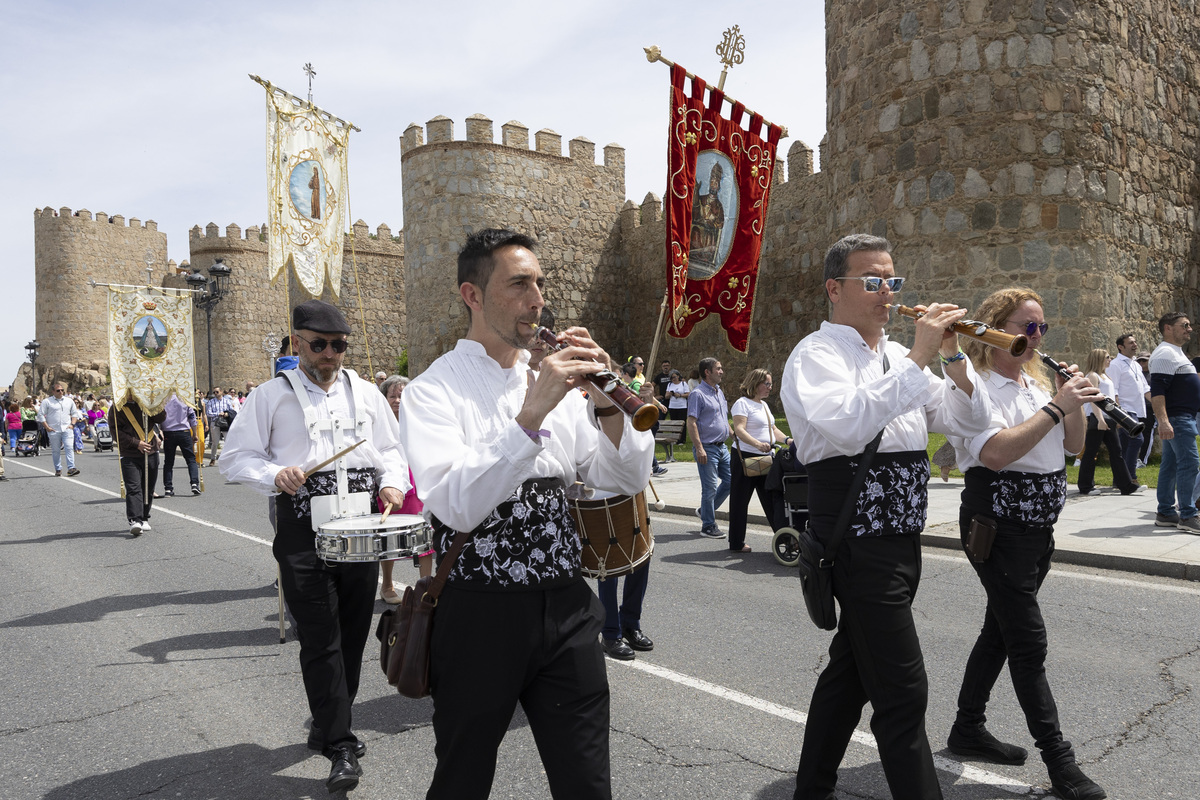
{"left": 0, "top": 0, "right": 827, "bottom": 387}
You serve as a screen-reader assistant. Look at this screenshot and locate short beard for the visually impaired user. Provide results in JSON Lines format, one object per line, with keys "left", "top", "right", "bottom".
{"left": 299, "top": 352, "right": 339, "bottom": 384}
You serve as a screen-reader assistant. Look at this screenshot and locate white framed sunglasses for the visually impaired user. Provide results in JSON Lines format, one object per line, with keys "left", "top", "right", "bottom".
{"left": 834, "top": 276, "right": 905, "bottom": 292}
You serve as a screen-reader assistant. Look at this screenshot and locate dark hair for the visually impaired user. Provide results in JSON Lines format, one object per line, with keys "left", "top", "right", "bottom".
{"left": 279, "top": 335, "right": 291, "bottom": 355}
{"left": 539, "top": 307, "right": 556, "bottom": 330}
{"left": 1115, "top": 332, "right": 1135, "bottom": 347}
{"left": 620, "top": 362, "right": 638, "bottom": 378}
{"left": 1159, "top": 312, "right": 1188, "bottom": 334}
{"left": 823, "top": 233, "right": 892, "bottom": 283}
{"left": 457, "top": 228, "right": 537, "bottom": 293}
{"left": 699, "top": 357, "right": 720, "bottom": 380}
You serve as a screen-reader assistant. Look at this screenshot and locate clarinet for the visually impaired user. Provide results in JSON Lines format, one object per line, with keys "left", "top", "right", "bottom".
{"left": 534, "top": 327, "right": 660, "bottom": 432}
{"left": 1036, "top": 351, "right": 1145, "bottom": 436}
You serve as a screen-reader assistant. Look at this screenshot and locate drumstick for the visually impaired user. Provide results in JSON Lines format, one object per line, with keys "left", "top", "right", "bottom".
{"left": 647, "top": 480, "right": 666, "bottom": 511}
{"left": 379, "top": 502, "right": 394, "bottom": 525}
{"left": 303, "top": 439, "right": 367, "bottom": 479}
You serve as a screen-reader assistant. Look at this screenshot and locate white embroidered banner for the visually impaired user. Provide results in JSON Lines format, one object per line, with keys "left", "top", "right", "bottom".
{"left": 108, "top": 286, "right": 196, "bottom": 415}
{"left": 264, "top": 85, "right": 352, "bottom": 298}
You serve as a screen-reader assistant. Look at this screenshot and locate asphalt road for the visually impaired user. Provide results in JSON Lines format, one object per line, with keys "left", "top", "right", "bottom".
{"left": 1, "top": 447, "right": 1197, "bottom": 800}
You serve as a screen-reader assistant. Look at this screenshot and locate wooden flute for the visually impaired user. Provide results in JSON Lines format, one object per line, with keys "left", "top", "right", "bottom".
{"left": 534, "top": 327, "right": 660, "bottom": 432}
{"left": 888, "top": 304, "right": 1029, "bottom": 356}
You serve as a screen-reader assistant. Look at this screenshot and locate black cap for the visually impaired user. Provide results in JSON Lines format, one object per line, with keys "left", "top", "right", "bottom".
{"left": 292, "top": 300, "right": 351, "bottom": 335}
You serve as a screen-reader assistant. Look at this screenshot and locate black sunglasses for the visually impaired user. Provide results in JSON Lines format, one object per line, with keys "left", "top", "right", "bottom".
{"left": 295, "top": 334, "right": 349, "bottom": 354}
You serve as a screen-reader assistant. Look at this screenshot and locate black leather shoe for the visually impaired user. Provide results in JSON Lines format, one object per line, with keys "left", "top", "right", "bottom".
{"left": 308, "top": 725, "right": 366, "bottom": 758}
{"left": 1049, "top": 763, "right": 1107, "bottom": 800}
{"left": 325, "top": 747, "right": 362, "bottom": 794}
{"left": 947, "top": 724, "right": 1027, "bottom": 765}
{"left": 623, "top": 628, "right": 654, "bottom": 651}
{"left": 601, "top": 637, "right": 635, "bottom": 661}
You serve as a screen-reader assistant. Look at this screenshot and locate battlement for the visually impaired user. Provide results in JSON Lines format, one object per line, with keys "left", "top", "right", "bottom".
{"left": 188, "top": 221, "right": 401, "bottom": 250}
{"left": 36, "top": 205, "right": 158, "bottom": 231}
{"left": 400, "top": 113, "right": 625, "bottom": 170}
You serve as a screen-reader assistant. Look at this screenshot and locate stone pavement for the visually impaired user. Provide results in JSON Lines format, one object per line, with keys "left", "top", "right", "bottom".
{"left": 648, "top": 462, "right": 1200, "bottom": 582}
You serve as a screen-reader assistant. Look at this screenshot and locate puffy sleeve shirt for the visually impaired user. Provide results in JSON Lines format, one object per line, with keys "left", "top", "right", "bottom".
{"left": 948, "top": 370, "right": 1071, "bottom": 471}
{"left": 218, "top": 369, "right": 410, "bottom": 498}
{"left": 401, "top": 339, "right": 654, "bottom": 533}
{"left": 780, "top": 321, "right": 993, "bottom": 463}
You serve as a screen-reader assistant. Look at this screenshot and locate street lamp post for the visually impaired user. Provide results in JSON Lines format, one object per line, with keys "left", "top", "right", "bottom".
{"left": 185, "top": 258, "right": 233, "bottom": 394}
{"left": 24, "top": 340, "right": 40, "bottom": 395}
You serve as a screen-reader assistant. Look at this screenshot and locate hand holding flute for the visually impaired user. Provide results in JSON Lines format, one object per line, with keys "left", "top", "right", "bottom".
{"left": 1036, "top": 351, "right": 1144, "bottom": 435}
{"left": 893, "top": 303, "right": 972, "bottom": 369}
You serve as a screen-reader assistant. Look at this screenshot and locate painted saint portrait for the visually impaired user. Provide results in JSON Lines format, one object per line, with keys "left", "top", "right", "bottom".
{"left": 687, "top": 150, "right": 738, "bottom": 280}
{"left": 131, "top": 315, "right": 169, "bottom": 360}
{"left": 289, "top": 160, "right": 327, "bottom": 222}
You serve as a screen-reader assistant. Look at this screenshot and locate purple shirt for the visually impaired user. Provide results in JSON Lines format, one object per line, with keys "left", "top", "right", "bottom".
{"left": 686, "top": 380, "right": 729, "bottom": 445}
{"left": 163, "top": 395, "right": 198, "bottom": 432}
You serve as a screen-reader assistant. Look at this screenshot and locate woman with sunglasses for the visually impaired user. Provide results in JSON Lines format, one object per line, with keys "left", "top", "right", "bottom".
{"left": 942, "top": 288, "right": 1107, "bottom": 800}
{"left": 1077, "top": 349, "right": 1138, "bottom": 496}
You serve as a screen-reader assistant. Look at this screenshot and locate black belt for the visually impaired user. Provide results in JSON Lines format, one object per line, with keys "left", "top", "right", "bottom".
{"left": 704, "top": 440, "right": 727, "bottom": 447}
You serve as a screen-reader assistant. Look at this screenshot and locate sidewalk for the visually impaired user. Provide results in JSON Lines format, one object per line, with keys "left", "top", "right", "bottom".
{"left": 648, "top": 464, "right": 1200, "bottom": 582}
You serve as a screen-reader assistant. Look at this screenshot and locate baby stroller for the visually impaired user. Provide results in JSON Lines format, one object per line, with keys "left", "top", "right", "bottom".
{"left": 94, "top": 418, "right": 114, "bottom": 451}
{"left": 16, "top": 419, "right": 40, "bottom": 457}
{"left": 765, "top": 442, "right": 810, "bottom": 567}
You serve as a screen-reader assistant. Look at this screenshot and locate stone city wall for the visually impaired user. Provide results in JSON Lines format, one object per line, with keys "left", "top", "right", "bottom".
{"left": 400, "top": 113, "right": 626, "bottom": 372}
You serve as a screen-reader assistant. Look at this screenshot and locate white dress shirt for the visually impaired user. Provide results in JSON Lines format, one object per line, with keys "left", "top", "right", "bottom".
{"left": 1106, "top": 353, "right": 1149, "bottom": 417}
{"left": 401, "top": 339, "right": 654, "bottom": 533}
{"left": 780, "top": 321, "right": 992, "bottom": 463}
{"left": 218, "top": 368, "right": 410, "bottom": 497}
{"left": 949, "top": 370, "right": 1071, "bottom": 473}
{"left": 38, "top": 396, "right": 82, "bottom": 433}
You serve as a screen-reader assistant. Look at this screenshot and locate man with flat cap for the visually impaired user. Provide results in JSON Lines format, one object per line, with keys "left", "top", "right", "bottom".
{"left": 220, "top": 299, "right": 411, "bottom": 793}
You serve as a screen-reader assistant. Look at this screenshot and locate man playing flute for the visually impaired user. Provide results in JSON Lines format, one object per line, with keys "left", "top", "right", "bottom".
{"left": 780, "top": 233, "right": 994, "bottom": 800}
{"left": 402, "top": 228, "right": 653, "bottom": 799}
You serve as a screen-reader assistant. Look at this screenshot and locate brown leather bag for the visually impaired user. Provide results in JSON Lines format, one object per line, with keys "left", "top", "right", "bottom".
{"left": 375, "top": 527, "right": 471, "bottom": 699}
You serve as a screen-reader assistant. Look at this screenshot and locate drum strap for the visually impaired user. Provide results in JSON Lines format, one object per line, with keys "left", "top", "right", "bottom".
{"left": 283, "top": 368, "right": 369, "bottom": 511}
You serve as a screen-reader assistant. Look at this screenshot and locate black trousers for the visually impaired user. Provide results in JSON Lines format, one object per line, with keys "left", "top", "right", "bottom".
{"left": 954, "top": 507, "right": 1074, "bottom": 769}
{"left": 161, "top": 429, "right": 200, "bottom": 490}
{"left": 1077, "top": 415, "right": 1136, "bottom": 493}
{"left": 120, "top": 454, "right": 159, "bottom": 522}
{"left": 794, "top": 533, "right": 942, "bottom": 800}
{"left": 729, "top": 450, "right": 777, "bottom": 550}
{"left": 426, "top": 579, "right": 610, "bottom": 800}
{"left": 275, "top": 514, "right": 378, "bottom": 751}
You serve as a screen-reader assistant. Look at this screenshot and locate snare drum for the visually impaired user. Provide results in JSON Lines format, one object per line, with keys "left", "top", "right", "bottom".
{"left": 315, "top": 514, "right": 432, "bottom": 564}
{"left": 568, "top": 492, "right": 653, "bottom": 579}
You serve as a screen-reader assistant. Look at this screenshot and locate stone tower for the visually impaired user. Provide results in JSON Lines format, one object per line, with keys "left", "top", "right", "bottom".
{"left": 399, "top": 114, "right": 626, "bottom": 371}
{"left": 33, "top": 207, "right": 168, "bottom": 390}
{"left": 822, "top": 0, "right": 1200, "bottom": 354}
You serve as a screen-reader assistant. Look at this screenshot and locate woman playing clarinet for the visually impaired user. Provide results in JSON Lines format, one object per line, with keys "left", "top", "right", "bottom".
{"left": 943, "top": 287, "right": 1108, "bottom": 800}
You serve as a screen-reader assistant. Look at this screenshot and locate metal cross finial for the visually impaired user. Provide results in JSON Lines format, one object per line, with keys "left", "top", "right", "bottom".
{"left": 304, "top": 63, "right": 316, "bottom": 104}
{"left": 144, "top": 248, "right": 156, "bottom": 286}
{"left": 715, "top": 25, "right": 746, "bottom": 91}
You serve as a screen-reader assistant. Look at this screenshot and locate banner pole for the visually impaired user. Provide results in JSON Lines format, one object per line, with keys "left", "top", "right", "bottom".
{"left": 645, "top": 289, "right": 669, "bottom": 384}
{"left": 643, "top": 46, "right": 788, "bottom": 137}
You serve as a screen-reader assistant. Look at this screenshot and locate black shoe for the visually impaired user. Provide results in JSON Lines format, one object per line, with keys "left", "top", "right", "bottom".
{"left": 601, "top": 636, "right": 635, "bottom": 661}
{"left": 623, "top": 628, "right": 654, "bottom": 651}
{"left": 325, "top": 747, "right": 362, "bottom": 793}
{"left": 67, "top": 468, "right": 80, "bottom": 476}
{"left": 0, "top": 475, "right": 7, "bottom": 482}
{"left": 164, "top": 488, "right": 174, "bottom": 497}
{"left": 308, "top": 725, "right": 366, "bottom": 758}
{"left": 191, "top": 483, "right": 201, "bottom": 495}
{"left": 947, "top": 724, "right": 1028, "bottom": 765}
{"left": 1049, "top": 763, "right": 1107, "bottom": 800}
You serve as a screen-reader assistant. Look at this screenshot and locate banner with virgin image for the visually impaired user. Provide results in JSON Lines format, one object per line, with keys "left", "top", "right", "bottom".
{"left": 108, "top": 286, "right": 196, "bottom": 415}
{"left": 664, "top": 63, "right": 782, "bottom": 352}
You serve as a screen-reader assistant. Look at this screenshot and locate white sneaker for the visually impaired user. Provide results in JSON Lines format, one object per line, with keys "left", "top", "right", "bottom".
{"left": 141, "top": 521, "right": 152, "bottom": 533}
{"left": 129, "top": 520, "right": 143, "bottom": 537}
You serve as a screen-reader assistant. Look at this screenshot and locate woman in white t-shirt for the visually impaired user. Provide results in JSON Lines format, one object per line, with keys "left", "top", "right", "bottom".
{"left": 728, "top": 368, "right": 791, "bottom": 554}
{"left": 664, "top": 370, "right": 690, "bottom": 422}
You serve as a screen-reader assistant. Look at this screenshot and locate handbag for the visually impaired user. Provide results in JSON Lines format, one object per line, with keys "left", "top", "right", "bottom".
{"left": 740, "top": 450, "right": 774, "bottom": 477}
{"left": 796, "top": 427, "right": 884, "bottom": 630}
{"left": 375, "top": 526, "right": 472, "bottom": 698}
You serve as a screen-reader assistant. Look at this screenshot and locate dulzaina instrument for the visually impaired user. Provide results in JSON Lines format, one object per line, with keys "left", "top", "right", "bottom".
{"left": 888, "top": 304, "right": 1029, "bottom": 356}
{"left": 534, "top": 327, "right": 660, "bottom": 431}
{"left": 1035, "top": 350, "right": 1145, "bottom": 435}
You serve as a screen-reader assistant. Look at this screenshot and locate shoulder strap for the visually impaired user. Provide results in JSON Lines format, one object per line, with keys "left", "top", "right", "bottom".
{"left": 822, "top": 352, "right": 891, "bottom": 564}
{"left": 282, "top": 369, "right": 322, "bottom": 441}
{"left": 121, "top": 406, "right": 151, "bottom": 443}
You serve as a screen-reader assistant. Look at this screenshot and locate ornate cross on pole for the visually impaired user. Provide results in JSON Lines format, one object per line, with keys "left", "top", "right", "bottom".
{"left": 714, "top": 25, "right": 746, "bottom": 91}
{"left": 304, "top": 62, "right": 316, "bottom": 105}
{"left": 144, "top": 248, "right": 156, "bottom": 286}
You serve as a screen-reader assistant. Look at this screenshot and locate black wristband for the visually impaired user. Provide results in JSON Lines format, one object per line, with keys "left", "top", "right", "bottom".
{"left": 1041, "top": 406, "right": 1061, "bottom": 425}
{"left": 1046, "top": 401, "right": 1066, "bottom": 418}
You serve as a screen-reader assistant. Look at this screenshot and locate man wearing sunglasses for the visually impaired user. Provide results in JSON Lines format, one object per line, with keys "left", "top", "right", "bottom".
{"left": 1149, "top": 312, "right": 1200, "bottom": 533}
{"left": 781, "top": 233, "right": 995, "bottom": 800}
{"left": 219, "top": 299, "right": 411, "bottom": 793}
{"left": 37, "top": 382, "right": 83, "bottom": 477}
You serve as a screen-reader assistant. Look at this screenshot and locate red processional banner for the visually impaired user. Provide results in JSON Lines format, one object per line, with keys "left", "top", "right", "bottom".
{"left": 665, "top": 63, "right": 782, "bottom": 352}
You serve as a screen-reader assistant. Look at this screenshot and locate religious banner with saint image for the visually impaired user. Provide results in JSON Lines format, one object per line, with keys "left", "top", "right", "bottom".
{"left": 664, "top": 63, "right": 782, "bottom": 352}
{"left": 263, "top": 82, "right": 353, "bottom": 298}
{"left": 108, "top": 286, "right": 197, "bottom": 415}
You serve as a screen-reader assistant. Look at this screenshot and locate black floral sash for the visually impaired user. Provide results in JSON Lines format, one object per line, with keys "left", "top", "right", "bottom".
{"left": 963, "top": 467, "right": 1067, "bottom": 526}
{"left": 807, "top": 450, "right": 929, "bottom": 537}
{"left": 284, "top": 468, "right": 380, "bottom": 519}
{"left": 431, "top": 477, "right": 580, "bottom": 590}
